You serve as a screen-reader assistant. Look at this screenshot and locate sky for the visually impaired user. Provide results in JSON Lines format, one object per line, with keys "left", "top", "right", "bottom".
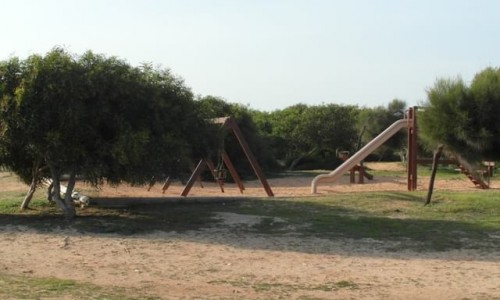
{"left": 1, "top": 0, "right": 499, "bottom": 111}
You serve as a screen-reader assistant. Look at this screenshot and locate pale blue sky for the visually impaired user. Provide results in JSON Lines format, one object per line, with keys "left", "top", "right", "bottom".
{"left": 1, "top": 0, "right": 499, "bottom": 111}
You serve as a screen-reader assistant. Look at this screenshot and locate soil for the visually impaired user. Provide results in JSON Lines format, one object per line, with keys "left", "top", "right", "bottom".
{"left": 1, "top": 163, "right": 499, "bottom": 299}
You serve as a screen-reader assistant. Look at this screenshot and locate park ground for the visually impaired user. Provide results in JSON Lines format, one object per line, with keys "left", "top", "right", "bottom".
{"left": 0, "top": 162, "right": 499, "bottom": 299}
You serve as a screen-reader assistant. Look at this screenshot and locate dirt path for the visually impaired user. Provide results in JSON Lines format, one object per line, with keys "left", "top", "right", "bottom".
{"left": 1, "top": 223, "right": 499, "bottom": 299}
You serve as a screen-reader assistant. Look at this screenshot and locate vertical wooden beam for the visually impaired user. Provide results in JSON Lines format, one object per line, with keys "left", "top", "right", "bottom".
{"left": 425, "top": 144, "right": 444, "bottom": 205}
{"left": 222, "top": 150, "right": 245, "bottom": 193}
{"left": 181, "top": 159, "right": 207, "bottom": 197}
{"left": 358, "top": 166, "right": 364, "bottom": 184}
{"left": 407, "top": 106, "right": 418, "bottom": 191}
{"left": 225, "top": 119, "right": 274, "bottom": 197}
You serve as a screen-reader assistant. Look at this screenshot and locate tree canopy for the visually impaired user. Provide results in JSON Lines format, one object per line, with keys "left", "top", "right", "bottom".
{"left": 357, "top": 99, "right": 407, "bottom": 161}
{"left": 419, "top": 67, "right": 500, "bottom": 161}
{"left": 0, "top": 48, "right": 212, "bottom": 218}
{"left": 258, "top": 103, "right": 359, "bottom": 170}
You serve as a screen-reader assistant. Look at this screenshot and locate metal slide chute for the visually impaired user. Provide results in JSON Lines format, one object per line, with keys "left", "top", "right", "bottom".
{"left": 311, "top": 119, "right": 408, "bottom": 193}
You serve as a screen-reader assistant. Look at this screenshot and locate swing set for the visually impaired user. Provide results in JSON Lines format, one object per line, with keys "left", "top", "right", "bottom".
{"left": 156, "top": 117, "right": 274, "bottom": 197}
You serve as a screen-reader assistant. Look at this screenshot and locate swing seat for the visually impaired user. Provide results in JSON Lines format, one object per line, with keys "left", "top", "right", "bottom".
{"left": 214, "top": 168, "right": 227, "bottom": 181}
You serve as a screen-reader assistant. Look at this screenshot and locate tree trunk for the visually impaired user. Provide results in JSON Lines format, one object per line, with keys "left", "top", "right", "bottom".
{"left": 20, "top": 159, "right": 43, "bottom": 210}
{"left": 49, "top": 165, "right": 76, "bottom": 220}
{"left": 20, "top": 179, "right": 37, "bottom": 210}
{"left": 21, "top": 179, "right": 37, "bottom": 210}
{"left": 288, "top": 147, "right": 318, "bottom": 171}
{"left": 62, "top": 169, "right": 77, "bottom": 219}
{"left": 356, "top": 125, "right": 366, "bottom": 151}
{"left": 425, "top": 144, "right": 444, "bottom": 205}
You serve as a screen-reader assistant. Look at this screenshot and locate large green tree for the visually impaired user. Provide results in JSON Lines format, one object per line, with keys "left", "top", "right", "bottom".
{"left": 267, "top": 104, "right": 359, "bottom": 170}
{"left": 420, "top": 67, "right": 500, "bottom": 161}
{"left": 0, "top": 48, "right": 211, "bottom": 218}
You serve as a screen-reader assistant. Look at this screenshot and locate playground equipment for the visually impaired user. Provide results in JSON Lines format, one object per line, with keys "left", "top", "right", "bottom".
{"left": 337, "top": 150, "right": 373, "bottom": 184}
{"left": 417, "top": 156, "right": 491, "bottom": 189}
{"left": 311, "top": 117, "right": 411, "bottom": 193}
{"left": 311, "top": 106, "right": 490, "bottom": 194}
{"left": 180, "top": 117, "right": 274, "bottom": 197}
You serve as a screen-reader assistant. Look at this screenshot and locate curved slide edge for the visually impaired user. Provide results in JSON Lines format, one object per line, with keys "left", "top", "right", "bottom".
{"left": 311, "top": 119, "right": 408, "bottom": 194}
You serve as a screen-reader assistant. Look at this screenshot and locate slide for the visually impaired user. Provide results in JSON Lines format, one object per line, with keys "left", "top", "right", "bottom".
{"left": 311, "top": 119, "right": 408, "bottom": 193}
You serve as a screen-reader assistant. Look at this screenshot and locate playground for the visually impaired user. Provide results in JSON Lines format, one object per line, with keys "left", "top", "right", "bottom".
{"left": 1, "top": 164, "right": 500, "bottom": 299}
{"left": 80, "top": 162, "right": 498, "bottom": 200}
{"left": 1, "top": 110, "right": 499, "bottom": 299}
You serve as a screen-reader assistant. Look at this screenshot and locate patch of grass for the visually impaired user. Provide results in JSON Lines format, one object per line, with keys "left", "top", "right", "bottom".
{"left": 1, "top": 184, "right": 499, "bottom": 252}
{"left": 209, "top": 278, "right": 359, "bottom": 293}
{"left": 365, "top": 163, "right": 497, "bottom": 181}
{"left": 311, "top": 280, "right": 358, "bottom": 291}
{"left": 214, "top": 191, "right": 500, "bottom": 251}
{"left": 0, "top": 273, "right": 160, "bottom": 300}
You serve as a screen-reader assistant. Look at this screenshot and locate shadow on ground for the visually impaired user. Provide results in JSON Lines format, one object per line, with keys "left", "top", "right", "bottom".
{"left": 0, "top": 194, "right": 498, "bottom": 260}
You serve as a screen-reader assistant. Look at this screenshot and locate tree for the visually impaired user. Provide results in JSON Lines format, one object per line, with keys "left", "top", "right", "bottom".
{"left": 266, "top": 104, "right": 309, "bottom": 168}
{"left": 0, "top": 48, "right": 211, "bottom": 218}
{"left": 267, "top": 104, "right": 359, "bottom": 170}
{"left": 357, "top": 99, "right": 407, "bottom": 161}
{"left": 420, "top": 67, "right": 500, "bottom": 162}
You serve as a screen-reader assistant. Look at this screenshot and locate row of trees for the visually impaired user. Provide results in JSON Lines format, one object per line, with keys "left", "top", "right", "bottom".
{"left": 197, "top": 97, "right": 408, "bottom": 173}
{"left": 3, "top": 48, "right": 497, "bottom": 218}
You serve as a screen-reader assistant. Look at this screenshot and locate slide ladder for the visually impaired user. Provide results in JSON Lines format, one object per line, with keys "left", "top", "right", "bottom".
{"left": 456, "top": 156, "right": 489, "bottom": 189}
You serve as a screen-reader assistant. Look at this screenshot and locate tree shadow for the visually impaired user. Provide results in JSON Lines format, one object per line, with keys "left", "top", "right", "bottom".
{"left": 0, "top": 196, "right": 498, "bottom": 261}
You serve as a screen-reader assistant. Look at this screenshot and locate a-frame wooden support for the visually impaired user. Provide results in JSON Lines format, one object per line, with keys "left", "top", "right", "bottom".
{"left": 221, "top": 150, "right": 245, "bottom": 193}
{"left": 181, "top": 117, "right": 274, "bottom": 197}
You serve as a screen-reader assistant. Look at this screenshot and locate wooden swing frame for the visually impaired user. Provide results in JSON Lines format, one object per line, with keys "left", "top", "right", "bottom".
{"left": 180, "top": 117, "right": 274, "bottom": 197}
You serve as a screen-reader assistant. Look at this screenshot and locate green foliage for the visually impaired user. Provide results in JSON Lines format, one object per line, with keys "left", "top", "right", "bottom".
{"left": 357, "top": 99, "right": 407, "bottom": 161}
{"left": 420, "top": 67, "right": 500, "bottom": 161}
{"left": 0, "top": 48, "right": 212, "bottom": 216}
{"left": 262, "top": 103, "right": 359, "bottom": 169}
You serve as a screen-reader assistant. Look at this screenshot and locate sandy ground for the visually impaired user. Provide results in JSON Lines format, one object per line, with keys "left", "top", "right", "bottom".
{"left": 1, "top": 164, "right": 500, "bottom": 299}
{"left": 81, "top": 162, "right": 500, "bottom": 199}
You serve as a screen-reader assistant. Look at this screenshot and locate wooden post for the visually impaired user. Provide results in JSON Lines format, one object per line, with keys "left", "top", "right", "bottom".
{"left": 407, "top": 106, "right": 418, "bottom": 191}
{"left": 222, "top": 150, "right": 245, "bottom": 193}
{"left": 225, "top": 118, "right": 274, "bottom": 197}
{"left": 161, "top": 177, "right": 172, "bottom": 193}
{"left": 181, "top": 159, "right": 207, "bottom": 196}
{"left": 358, "top": 166, "right": 364, "bottom": 184}
{"left": 425, "top": 144, "right": 444, "bottom": 205}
